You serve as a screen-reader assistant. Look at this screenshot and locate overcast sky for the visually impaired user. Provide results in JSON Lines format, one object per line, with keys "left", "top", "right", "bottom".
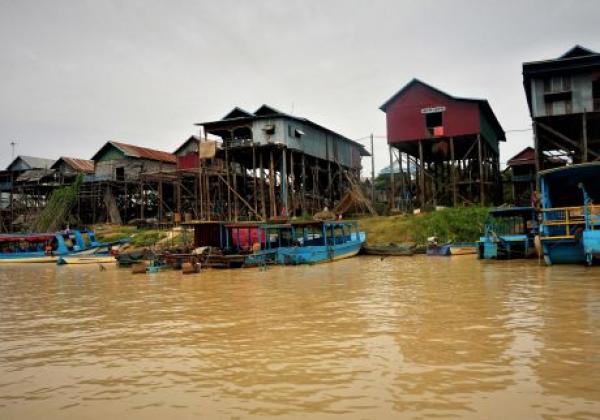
{"left": 1, "top": 0, "right": 599, "bottom": 173}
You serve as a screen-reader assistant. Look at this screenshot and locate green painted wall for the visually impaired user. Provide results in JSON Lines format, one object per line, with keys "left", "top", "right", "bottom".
{"left": 95, "top": 145, "right": 125, "bottom": 162}
{"left": 479, "top": 112, "right": 500, "bottom": 153}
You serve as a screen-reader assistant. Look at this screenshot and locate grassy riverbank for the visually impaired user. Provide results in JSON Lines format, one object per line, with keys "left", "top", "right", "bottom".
{"left": 92, "top": 206, "right": 489, "bottom": 249}
{"left": 357, "top": 207, "right": 489, "bottom": 245}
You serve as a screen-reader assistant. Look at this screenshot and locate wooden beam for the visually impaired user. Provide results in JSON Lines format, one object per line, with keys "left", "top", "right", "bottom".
{"left": 583, "top": 110, "right": 588, "bottom": 162}
{"left": 389, "top": 145, "right": 395, "bottom": 209}
{"left": 216, "top": 174, "right": 260, "bottom": 218}
{"left": 450, "top": 137, "right": 457, "bottom": 206}
{"left": 477, "top": 134, "right": 484, "bottom": 205}
{"left": 537, "top": 120, "right": 599, "bottom": 159}
{"left": 418, "top": 140, "right": 425, "bottom": 207}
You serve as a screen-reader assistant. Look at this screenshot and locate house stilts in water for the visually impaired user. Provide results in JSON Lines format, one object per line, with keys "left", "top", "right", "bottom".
{"left": 380, "top": 79, "right": 505, "bottom": 209}
{"left": 523, "top": 45, "right": 600, "bottom": 173}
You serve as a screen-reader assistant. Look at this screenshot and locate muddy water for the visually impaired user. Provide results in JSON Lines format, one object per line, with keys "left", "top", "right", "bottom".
{"left": 0, "top": 256, "right": 599, "bottom": 419}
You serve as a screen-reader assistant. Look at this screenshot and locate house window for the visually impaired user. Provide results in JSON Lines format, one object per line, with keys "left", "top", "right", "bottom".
{"left": 544, "top": 75, "right": 571, "bottom": 93}
{"left": 425, "top": 112, "right": 443, "bottom": 136}
{"left": 115, "top": 167, "right": 125, "bottom": 181}
{"left": 294, "top": 129, "right": 305, "bottom": 138}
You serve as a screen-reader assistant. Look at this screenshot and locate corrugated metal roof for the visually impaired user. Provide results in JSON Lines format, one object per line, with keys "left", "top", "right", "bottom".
{"left": 507, "top": 147, "right": 535, "bottom": 167}
{"left": 16, "top": 169, "right": 55, "bottom": 182}
{"left": 6, "top": 156, "right": 56, "bottom": 171}
{"left": 52, "top": 157, "right": 95, "bottom": 173}
{"left": 93, "top": 141, "right": 176, "bottom": 163}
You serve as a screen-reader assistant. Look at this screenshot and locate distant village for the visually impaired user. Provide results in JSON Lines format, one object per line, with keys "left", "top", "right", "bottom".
{"left": 0, "top": 45, "right": 598, "bottom": 233}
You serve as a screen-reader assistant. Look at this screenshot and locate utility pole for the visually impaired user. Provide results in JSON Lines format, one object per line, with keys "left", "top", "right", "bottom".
{"left": 10, "top": 141, "right": 17, "bottom": 158}
{"left": 370, "top": 133, "right": 375, "bottom": 204}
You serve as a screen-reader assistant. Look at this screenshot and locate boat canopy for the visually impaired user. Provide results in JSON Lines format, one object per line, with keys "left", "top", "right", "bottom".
{"left": 539, "top": 162, "right": 600, "bottom": 207}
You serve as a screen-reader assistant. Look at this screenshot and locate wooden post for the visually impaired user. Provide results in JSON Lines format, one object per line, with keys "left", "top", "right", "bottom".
{"left": 139, "top": 181, "right": 146, "bottom": 222}
{"left": 259, "top": 152, "right": 266, "bottom": 220}
{"left": 232, "top": 160, "right": 238, "bottom": 221}
{"left": 225, "top": 132, "right": 232, "bottom": 221}
{"left": 398, "top": 149, "right": 405, "bottom": 207}
{"left": 301, "top": 153, "right": 306, "bottom": 216}
{"left": 582, "top": 110, "right": 588, "bottom": 162}
{"left": 370, "top": 133, "right": 375, "bottom": 204}
{"left": 533, "top": 121, "right": 540, "bottom": 191}
{"left": 252, "top": 144, "right": 258, "bottom": 217}
{"left": 418, "top": 140, "right": 425, "bottom": 207}
{"left": 450, "top": 137, "right": 457, "bottom": 206}
{"left": 289, "top": 150, "right": 294, "bottom": 217}
{"left": 158, "top": 181, "right": 163, "bottom": 221}
{"left": 477, "top": 134, "right": 484, "bottom": 205}
{"left": 281, "top": 148, "right": 288, "bottom": 217}
{"left": 389, "top": 144, "right": 395, "bottom": 209}
{"left": 176, "top": 175, "right": 181, "bottom": 217}
{"left": 269, "top": 149, "right": 276, "bottom": 218}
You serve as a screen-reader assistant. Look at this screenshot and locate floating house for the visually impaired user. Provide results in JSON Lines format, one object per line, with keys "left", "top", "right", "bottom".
{"left": 196, "top": 105, "right": 371, "bottom": 220}
{"left": 523, "top": 45, "right": 600, "bottom": 170}
{"left": 380, "top": 79, "right": 505, "bottom": 208}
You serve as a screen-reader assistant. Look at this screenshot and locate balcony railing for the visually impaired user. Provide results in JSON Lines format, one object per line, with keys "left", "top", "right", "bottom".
{"left": 540, "top": 205, "right": 600, "bottom": 240}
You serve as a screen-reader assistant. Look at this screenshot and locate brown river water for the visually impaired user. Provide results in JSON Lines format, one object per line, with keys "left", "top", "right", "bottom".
{"left": 1, "top": 256, "right": 599, "bottom": 419}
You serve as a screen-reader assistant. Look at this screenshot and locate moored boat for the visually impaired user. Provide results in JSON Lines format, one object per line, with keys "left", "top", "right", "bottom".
{"left": 0, "top": 232, "right": 71, "bottom": 263}
{"left": 477, "top": 207, "right": 537, "bottom": 260}
{"left": 539, "top": 162, "right": 600, "bottom": 265}
{"left": 273, "top": 220, "right": 366, "bottom": 265}
{"left": 57, "top": 255, "right": 117, "bottom": 264}
{"left": 362, "top": 243, "right": 415, "bottom": 256}
{"left": 449, "top": 242, "right": 478, "bottom": 255}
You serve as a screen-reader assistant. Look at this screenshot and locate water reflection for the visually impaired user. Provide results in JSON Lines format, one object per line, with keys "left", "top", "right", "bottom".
{"left": 0, "top": 257, "right": 599, "bottom": 419}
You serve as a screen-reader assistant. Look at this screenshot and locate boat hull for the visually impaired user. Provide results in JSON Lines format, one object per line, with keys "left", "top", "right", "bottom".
{"left": 0, "top": 255, "right": 58, "bottom": 263}
{"left": 426, "top": 244, "right": 451, "bottom": 256}
{"left": 541, "top": 239, "right": 586, "bottom": 265}
{"left": 477, "top": 235, "right": 535, "bottom": 260}
{"left": 362, "top": 244, "right": 414, "bottom": 256}
{"left": 58, "top": 256, "right": 116, "bottom": 265}
{"left": 276, "top": 233, "right": 365, "bottom": 265}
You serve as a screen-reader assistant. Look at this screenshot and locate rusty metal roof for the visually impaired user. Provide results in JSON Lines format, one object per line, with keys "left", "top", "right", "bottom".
{"left": 52, "top": 157, "right": 95, "bottom": 173}
{"left": 93, "top": 141, "right": 176, "bottom": 163}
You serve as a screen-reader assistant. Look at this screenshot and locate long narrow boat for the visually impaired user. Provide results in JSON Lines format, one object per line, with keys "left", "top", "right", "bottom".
{"left": 57, "top": 255, "right": 117, "bottom": 265}
{"left": 426, "top": 243, "right": 451, "bottom": 256}
{"left": 539, "top": 162, "right": 600, "bottom": 265}
{"left": 0, "top": 229, "right": 121, "bottom": 264}
{"left": 362, "top": 243, "right": 415, "bottom": 256}
{"left": 449, "top": 242, "right": 478, "bottom": 255}
{"left": 272, "top": 220, "right": 366, "bottom": 265}
{"left": 0, "top": 232, "right": 70, "bottom": 263}
{"left": 477, "top": 207, "right": 537, "bottom": 260}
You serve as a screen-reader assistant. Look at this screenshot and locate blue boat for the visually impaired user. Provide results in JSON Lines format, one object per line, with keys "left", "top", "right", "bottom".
{"left": 426, "top": 243, "right": 451, "bottom": 256}
{"left": 539, "top": 162, "right": 600, "bottom": 265}
{"left": 271, "top": 220, "right": 365, "bottom": 265}
{"left": 477, "top": 207, "right": 537, "bottom": 259}
{"left": 183, "top": 220, "right": 365, "bottom": 267}
{"left": 0, "top": 229, "right": 119, "bottom": 264}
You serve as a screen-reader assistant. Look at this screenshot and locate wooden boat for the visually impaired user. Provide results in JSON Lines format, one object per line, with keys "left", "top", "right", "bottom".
{"left": 477, "top": 207, "right": 537, "bottom": 260}
{"left": 57, "top": 255, "right": 116, "bottom": 265}
{"left": 180, "top": 220, "right": 365, "bottom": 267}
{"left": 426, "top": 243, "right": 451, "bottom": 256}
{"left": 362, "top": 243, "right": 415, "bottom": 256}
{"left": 0, "top": 232, "right": 71, "bottom": 263}
{"left": 273, "top": 220, "right": 366, "bottom": 265}
{"left": 0, "top": 229, "right": 125, "bottom": 264}
{"left": 539, "top": 162, "right": 600, "bottom": 265}
{"left": 449, "top": 242, "right": 477, "bottom": 255}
